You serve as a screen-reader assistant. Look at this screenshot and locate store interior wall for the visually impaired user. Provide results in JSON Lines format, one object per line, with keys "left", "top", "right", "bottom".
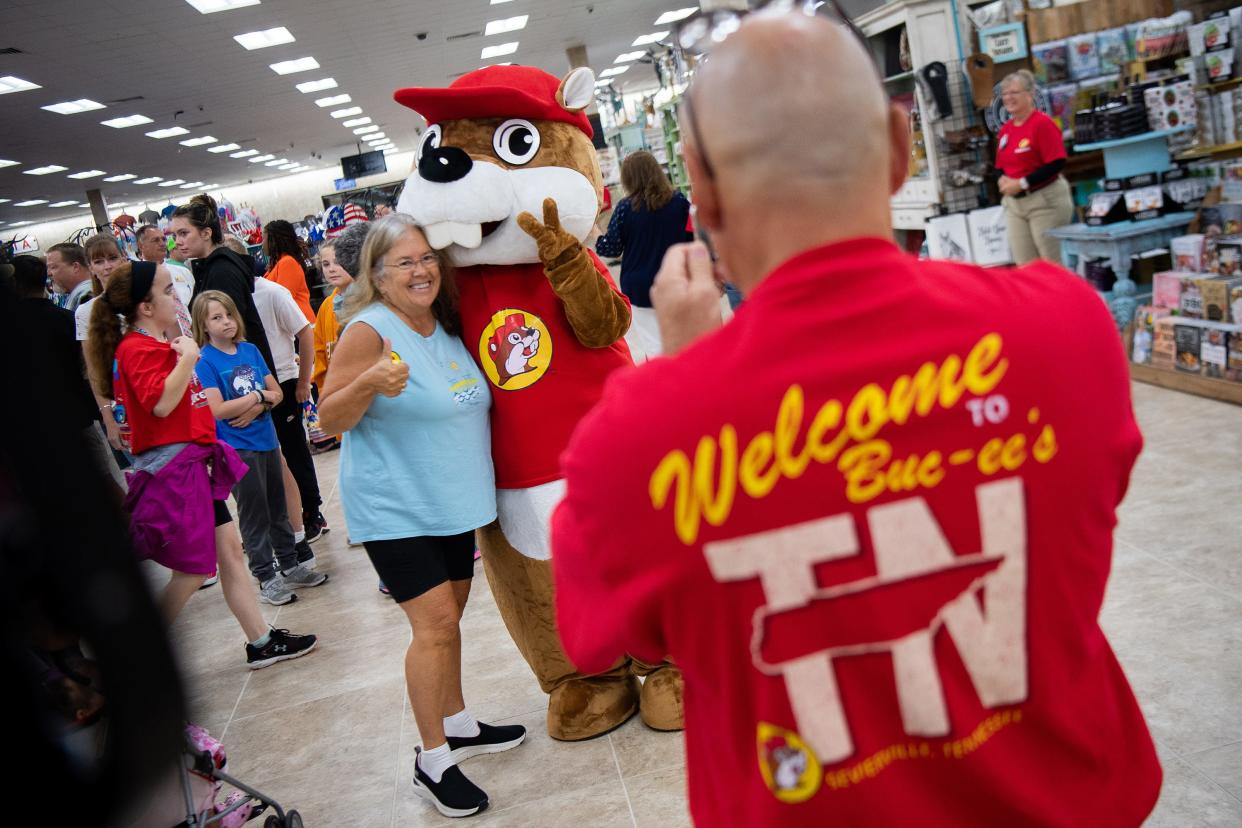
{"left": 15, "top": 151, "right": 415, "bottom": 252}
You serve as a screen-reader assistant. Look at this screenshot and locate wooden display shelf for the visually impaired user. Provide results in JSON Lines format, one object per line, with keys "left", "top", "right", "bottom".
{"left": 1129, "top": 363, "right": 1242, "bottom": 405}
{"left": 1176, "top": 140, "right": 1242, "bottom": 161}
{"left": 1195, "top": 77, "right": 1242, "bottom": 93}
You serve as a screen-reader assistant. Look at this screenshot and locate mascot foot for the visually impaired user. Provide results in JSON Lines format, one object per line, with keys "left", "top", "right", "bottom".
{"left": 639, "top": 666, "right": 684, "bottom": 732}
{"left": 548, "top": 674, "right": 639, "bottom": 741}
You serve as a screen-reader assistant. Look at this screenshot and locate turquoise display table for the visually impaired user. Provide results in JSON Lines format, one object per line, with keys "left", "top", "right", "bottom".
{"left": 1073, "top": 126, "right": 1195, "bottom": 179}
{"left": 1045, "top": 212, "right": 1195, "bottom": 328}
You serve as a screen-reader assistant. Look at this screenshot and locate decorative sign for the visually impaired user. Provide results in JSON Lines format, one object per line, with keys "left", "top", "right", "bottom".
{"left": 12, "top": 234, "right": 40, "bottom": 254}
{"left": 980, "top": 23, "right": 1028, "bottom": 64}
{"left": 334, "top": 177, "right": 356, "bottom": 191}
{"left": 967, "top": 206, "right": 1012, "bottom": 266}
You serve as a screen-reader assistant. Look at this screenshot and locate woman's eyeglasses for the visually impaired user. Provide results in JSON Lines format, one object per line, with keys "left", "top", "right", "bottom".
{"left": 384, "top": 253, "right": 439, "bottom": 275}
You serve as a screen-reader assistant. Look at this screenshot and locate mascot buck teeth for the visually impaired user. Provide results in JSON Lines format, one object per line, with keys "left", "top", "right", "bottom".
{"left": 394, "top": 65, "right": 684, "bottom": 740}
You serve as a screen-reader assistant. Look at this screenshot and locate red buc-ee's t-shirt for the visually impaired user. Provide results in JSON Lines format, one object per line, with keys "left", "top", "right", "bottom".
{"left": 995, "top": 110, "right": 1067, "bottom": 182}
{"left": 114, "top": 332, "right": 216, "bottom": 455}
{"left": 552, "top": 238, "right": 1161, "bottom": 826}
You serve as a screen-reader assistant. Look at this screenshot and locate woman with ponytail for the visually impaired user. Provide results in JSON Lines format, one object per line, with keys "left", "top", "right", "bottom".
{"left": 86, "top": 261, "right": 318, "bottom": 668}
{"left": 170, "top": 194, "right": 276, "bottom": 376}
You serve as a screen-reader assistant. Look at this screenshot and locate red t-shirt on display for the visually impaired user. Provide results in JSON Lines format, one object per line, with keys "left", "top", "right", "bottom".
{"left": 996, "top": 110, "right": 1066, "bottom": 182}
{"left": 455, "top": 252, "right": 632, "bottom": 488}
{"left": 552, "top": 238, "right": 1160, "bottom": 826}
{"left": 114, "top": 332, "right": 216, "bottom": 455}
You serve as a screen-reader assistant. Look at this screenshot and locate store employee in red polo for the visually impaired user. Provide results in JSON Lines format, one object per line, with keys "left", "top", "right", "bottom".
{"left": 996, "top": 69, "right": 1075, "bottom": 265}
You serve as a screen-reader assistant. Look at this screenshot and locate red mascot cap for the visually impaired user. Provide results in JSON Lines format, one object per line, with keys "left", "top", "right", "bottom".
{"left": 394, "top": 65, "right": 593, "bottom": 138}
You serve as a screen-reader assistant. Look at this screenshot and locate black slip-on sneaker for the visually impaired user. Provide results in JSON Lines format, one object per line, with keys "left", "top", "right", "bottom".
{"left": 412, "top": 747, "right": 489, "bottom": 818}
{"left": 447, "top": 721, "right": 527, "bottom": 764}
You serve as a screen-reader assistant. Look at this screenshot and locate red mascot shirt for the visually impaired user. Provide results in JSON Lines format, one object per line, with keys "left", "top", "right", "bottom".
{"left": 553, "top": 238, "right": 1161, "bottom": 826}
{"left": 456, "top": 250, "right": 632, "bottom": 488}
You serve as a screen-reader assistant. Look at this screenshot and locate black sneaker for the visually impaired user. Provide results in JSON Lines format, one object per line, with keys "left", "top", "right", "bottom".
{"left": 412, "top": 747, "right": 488, "bottom": 818}
{"left": 303, "top": 511, "right": 330, "bottom": 544}
{"left": 294, "top": 539, "right": 315, "bottom": 567}
{"left": 447, "top": 722, "right": 527, "bottom": 764}
{"left": 245, "top": 628, "right": 317, "bottom": 670}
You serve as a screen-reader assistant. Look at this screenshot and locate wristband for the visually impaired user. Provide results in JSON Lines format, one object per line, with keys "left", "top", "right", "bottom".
{"left": 254, "top": 390, "right": 263, "bottom": 405}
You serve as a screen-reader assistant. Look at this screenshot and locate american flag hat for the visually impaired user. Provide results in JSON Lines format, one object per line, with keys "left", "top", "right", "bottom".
{"left": 343, "top": 202, "right": 369, "bottom": 225}
{"left": 324, "top": 204, "right": 347, "bottom": 237}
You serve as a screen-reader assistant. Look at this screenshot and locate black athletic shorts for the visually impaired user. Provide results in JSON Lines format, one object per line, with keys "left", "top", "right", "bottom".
{"left": 363, "top": 531, "right": 476, "bottom": 603}
{"left": 213, "top": 500, "right": 232, "bottom": 527}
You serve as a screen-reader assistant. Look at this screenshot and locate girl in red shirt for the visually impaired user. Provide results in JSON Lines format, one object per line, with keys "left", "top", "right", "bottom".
{"left": 86, "top": 261, "right": 317, "bottom": 668}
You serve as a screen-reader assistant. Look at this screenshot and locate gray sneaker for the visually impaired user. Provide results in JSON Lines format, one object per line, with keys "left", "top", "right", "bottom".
{"left": 259, "top": 574, "right": 297, "bottom": 606}
{"left": 281, "top": 563, "right": 329, "bottom": 589}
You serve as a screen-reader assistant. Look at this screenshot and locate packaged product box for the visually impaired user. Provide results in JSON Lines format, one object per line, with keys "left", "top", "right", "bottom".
{"left": 1214, "top": 234, "right": 1242, "bottom": 275}
{"left": 1031, "top": 40, "right": 1070, "bottom": 84}
{"left": 1153, "top": 270, "right": 1203, "bottom": 309}
{"left": 1097, "top": 28, "right": 1130, "bottom": 75}
{"left": 1174, "top": 323, "right": 1204, "bottom": 373}
{"left": 1228, "top": 321, "right": 1242, "bottom": 379}
{"left": 1201, "top": 328, "right": 1229, "bottom": 378}
{"left": 1131, "top": 305, "right": 1172, "bottom": 364}
{"left": 1198, "top": 275, "right": 1242, "bottom": 320}
{"left": 1171, "top": 234, "right": 1206, "bottom": 271}
{"left": 1068, "top": 33, "right": 1101, "bottom": 80}
{"left": 1205, "top": 48, "right": 1236, "bottom": 84}
{"left": 1233, "top": 283, "right": 1242, "bottom": 324}
{"left": 1180, "top": 281, "right": 1205, "bottom": 317}
{"left": 1152, "top": 317, "right": 1178, "bottom": 369}
{"left": 1047, "top": 83, "right": 1078, "bottom": 132}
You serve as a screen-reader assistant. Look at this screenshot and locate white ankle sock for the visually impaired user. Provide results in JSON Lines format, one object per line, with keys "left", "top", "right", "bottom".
{"left": 443, "top": 708, "right": 480, "bottom": 738}
{"left": 294, "top": 529, "right": 306, "bottom": 543}
{"left": 418, "top": 743, "right": 454, "bottom": 783}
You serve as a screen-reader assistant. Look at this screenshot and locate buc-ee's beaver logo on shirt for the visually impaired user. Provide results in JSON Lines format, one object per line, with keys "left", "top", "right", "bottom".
{"left": 478, "top": 308, "right": 552, "bottom": 390}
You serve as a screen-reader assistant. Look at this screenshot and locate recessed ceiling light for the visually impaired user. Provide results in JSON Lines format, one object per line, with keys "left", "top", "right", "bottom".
{"left": 158, "top": 179, "right": 186, "bottom": 187}
{"left": 208, "top": 143, "right": 241, "bottom": 153}
{"left": 0, "top": 159, "right": 18, "bottom": 168}
{"left": 8, "top": 220, "right": 33, "bottom": 227}
{"left": 366, "top": 134, "right": 388, "bottom": 142}
{"left": 249, "top": 154, "right": 275, "bottom": 163}
{"left": 278, "top": 162, "right": 299, "bottom": 170}
{"left": 270, "top": 57, "right": 319, "bottom": 75}
{"left": 134, "top": 176, "right": 163, "bottom": 184}
{"left": 146, "top": 126, "right": 189, "bottom": 139}
{"left": 179, "top": 181, "right": 205, "bottom": 189}
{"left": 264, "top": 158, "right": 288, "bottom": 166}
{"left": 655, "top": 8, "right": 698, "bottom": 25}
{"left": 481, "top": 41, "right": 519, "bottom": 59}
{"left": 316, "top": 94, "right": 351, "bottom": 107}
{"left": 594, "top": 79, "right": 612, "bottom": 88}
{"left": 0, "top": 75, "right": 41, "bottom": 95}
{"left": 68, "top": 169, "right": 107, "bottom": 179}
{"left": 382, "top": 146, "right": 400, "bottom": 155}
{"left": 372, "top": 143, "right": 395, "bottom": 151}
{"left": 185, "top": 0, "right": 261, "bottom": 12}
{"left": 42, "top": 99, "right": 106, "bottom": 115}
{"left": 78, "top": 202, "right": 90, "bottom": 207}
{"left": 104, "top": 173, "right": 137, "bottom": 181}
{"left": 354, "top": 125, "right": 379, "bottom": 134}
{"left": 24, "top": 165, "right": 67, "bottom": 175}
{"left": 49, "top": 200, "right": 79, "bottom": 207}
{"left": 0, "top": 198, "right": 9, "bottom": 202}
{"left": 615, "top": 51, "right": 645, "bottom": 63}
{"left": 342, "top": 116, "right": 371, "bottom": 127}
{"left": 484, "top": 14, "right": 528, "bottom": 36}
{"left": 489, "top": 0, "right": 516, "bottom": 4}
{"left": 179, "top": 135, "right": 218, "bottom": 147}
{"left": 230, "top": 148, "right": 260, "bottom": 158}
{"left": 101, "top": 114, "right": 153, "bottom": 128}
{"left": 331, "top": 106, "right": 362, "bottom": 118}
{"left": 234, "top": 26, "right": 295, "bottom": 50}
{"left": 109, "top": 203, "right": 130, "bottom": 210}
{"left": 296, "top": 77, "right": 337, "bottom": 93}
{"left": 633, "top": 31, "right": 670, "bottom": 46}
{"left": 600, "top": 66, "right": 629, "bottom": 77}
{"left": 15, "top": 199, "right": 48, "bottom": 206}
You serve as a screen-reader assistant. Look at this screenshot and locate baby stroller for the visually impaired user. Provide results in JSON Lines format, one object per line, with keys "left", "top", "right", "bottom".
{"left": 177, "top": 724, "right": 303, "bottom": 827}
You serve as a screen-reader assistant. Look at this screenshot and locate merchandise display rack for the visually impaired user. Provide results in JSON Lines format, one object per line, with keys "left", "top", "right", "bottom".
{"left": 1125, "top": 322, "right": 1242, "bottom": 405}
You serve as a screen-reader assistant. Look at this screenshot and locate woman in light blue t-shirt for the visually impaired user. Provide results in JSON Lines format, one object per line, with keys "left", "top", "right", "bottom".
{"left": 318, "top": 215, "right": 523, "bottom": 818}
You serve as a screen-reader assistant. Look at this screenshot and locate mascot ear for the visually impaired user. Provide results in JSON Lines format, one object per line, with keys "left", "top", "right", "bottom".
{"left": 557, "top": 67, "right": 595, "bottom": 113}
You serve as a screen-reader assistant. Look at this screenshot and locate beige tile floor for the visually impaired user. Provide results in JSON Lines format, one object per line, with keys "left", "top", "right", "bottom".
{"left": 158, "top": 381, "right": 1242, "bottom": 826}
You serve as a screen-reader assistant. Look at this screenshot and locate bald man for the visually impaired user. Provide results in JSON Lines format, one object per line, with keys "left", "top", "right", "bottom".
{"left": 551, "top": 13, "right": 1160, "bottom": 826}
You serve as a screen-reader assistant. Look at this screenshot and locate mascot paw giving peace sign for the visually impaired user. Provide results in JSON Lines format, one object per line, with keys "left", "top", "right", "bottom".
{"left": 393, "top": 64, "right": 684, "bottom": 740}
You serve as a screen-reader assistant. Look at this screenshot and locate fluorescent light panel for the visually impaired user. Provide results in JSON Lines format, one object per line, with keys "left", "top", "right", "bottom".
{"left": 8, "top": 220, "right": 33, "bottom": 226}
{"left": 42, "top": 99, "right": 105, "bottom": 114}
{"left": 316, "top": 94, "right": 351, "bottom": 107}
{"left": 633, "top": 31, "right": 669, "bottom": 46}
{"left": 249, "top": 154, "right": 275, "bottom": 163}
{"left": 49, "top": 200, "right": 79, "bottom": 207}
{"left": 615, "top": 51, "right": 645, "bottom": 63}
{"left": 0, "top": 75, "right": 41, "bottom": 94}
{"left": 134, "top": 176, "right": 163, "bottom": 184}
{"left": 185, "top": 0, "right": 260, "bottom": 12}
{"left": 484, "top": 14, "right": 528, "bottom": 36}
{"left": 230, "top": 149, "right": 260, "bottom": 158}
{"left": 342, "top": 116, "right": 371, "bottom": 127}
{"left": 655, "top": 8, "right": 698, "bottom": 25}
{"left": 278, "top": 162, "right": 298, "bottom": 169}
{"left": 0, "top": 159, "right": 18, "bottom": 168}
{"left": 270, "top": 57, "right": 319, "bottom": 75}
{"left": 23, "top": 165, "right": 67, "bottom": 175}
{"left": 208, "top": 143, "right": 241, "bottom": 153}
{"left": 599, "top": 66, "right": 629, "bottom": 77}
{"left": 234, "top": 26, "right": 294, "bottom": 50}
{"left": 353, "top": 125, "right": 378, "bottom": 134}
{"left": 158, "top": 179, "right": 186, "bottom": 187}
{"left": 264, "top": 158, "right": 287, "bottom": 166}
{"left": 481, "top": 41, "right": 519, "bottom": 59}
{"left": 68, "top": 169, "right": 107, "bottom": 179}
{"left": 104, "top": 173, "right": 137, "bottom": 181}
{"left": 296, "top": 77, "right": 337, "bottom": 93}
{"left": 331, "top": 106, "right": 362, "bottom": 118}
{"left": 146, "top": 126, "right": 189, "bottom": 138}
{"left": 15, "top": 199, "right": 48, "bottom": 206}
{"left": 179, "top": 135, "right": 218, "bottom": 146}
{"left": 101, "top": 114, "right": 153, "bottom": 128}
{"left": 180, "top": 181, "right": 205, "bottom": 189}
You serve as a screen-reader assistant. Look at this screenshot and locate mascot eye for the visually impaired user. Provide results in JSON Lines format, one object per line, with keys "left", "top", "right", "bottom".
{"left": 493, "top": 119, "right": 541, "bottom": 165}
{"left": 507, "top": 332, "right": 523, "bottom": 344}
{"left": 417, "top": 124, "right": 442, "bottom": 162}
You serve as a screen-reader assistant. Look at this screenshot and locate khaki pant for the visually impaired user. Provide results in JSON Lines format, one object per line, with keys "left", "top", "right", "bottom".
{"left": 1002, "top": 176, "right": 1074, "bottom": 266}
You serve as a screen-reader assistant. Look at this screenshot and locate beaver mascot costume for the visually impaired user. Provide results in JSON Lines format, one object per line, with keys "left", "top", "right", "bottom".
{"left": 393, "top": 65, "right": 684, "bottom": 741}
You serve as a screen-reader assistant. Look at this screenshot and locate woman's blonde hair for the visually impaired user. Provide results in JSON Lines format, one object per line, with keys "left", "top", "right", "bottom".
{"left": 342, "top": 213, "right": 460, "bottom": 336}
{"left": 1001, "top": 69, "right": 1037, "bottom": 94}
{"left": 191, "top": 289, "right": 247, "bottom": 346}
